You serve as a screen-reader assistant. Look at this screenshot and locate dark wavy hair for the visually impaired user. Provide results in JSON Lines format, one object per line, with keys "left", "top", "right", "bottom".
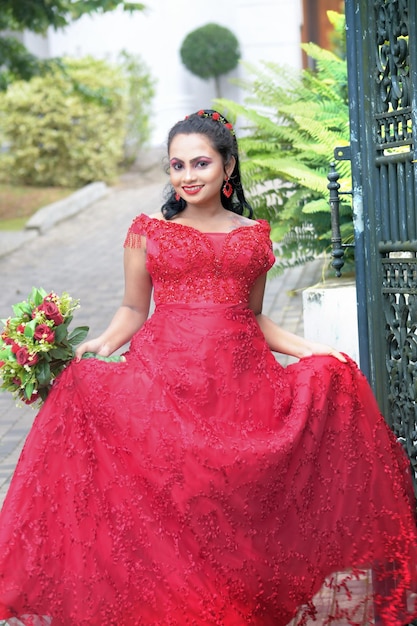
{"left": 161, "top": 109, "right": 253, "bottom": 219}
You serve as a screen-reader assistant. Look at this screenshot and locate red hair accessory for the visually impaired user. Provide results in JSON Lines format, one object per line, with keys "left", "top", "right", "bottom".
{"left": 190, "top": 110, "right": 235, "bottom": 136}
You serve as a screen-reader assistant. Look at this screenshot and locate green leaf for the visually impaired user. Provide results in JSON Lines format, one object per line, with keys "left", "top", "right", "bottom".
{"left": 30, "top": 286, "right": 47, "bottom": 306}
{"left": 48, "top": 347, "right": 71, "bottom": 360}
{"left": 54, "top": 324, "right": 68, "bottom": 343}
{"left": 251, "top": 156, "right": 329, "bottom": 195}
{"left": 12, "top": 302, "right": 31, "bottom": 318}
{"left": 270, "top": 223, "right": 291, "bottom": 241}
{"left": 0, "top": 346, "right": 12, "bottom": 359}
{"left": 24, "top": 381, "right": 34, "bottom": 400}
{"left": 302, "top": 198, "right": 330, "bottom": 214}
{"left": 68, "top": 326, "right": 89, "bottom": 346}
{"left": 82, "top": 352, "right": 124, "bottom": 362}
{"left": 23, "top": 318, "right": 37, "bottom": 337}
{"left": 35, "top": 360, "right": 51, "bottom": 387}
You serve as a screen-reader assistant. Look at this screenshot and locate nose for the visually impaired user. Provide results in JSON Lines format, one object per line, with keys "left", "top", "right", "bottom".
{"left": 183, "top": 166, "right": 196, "bottom": 182}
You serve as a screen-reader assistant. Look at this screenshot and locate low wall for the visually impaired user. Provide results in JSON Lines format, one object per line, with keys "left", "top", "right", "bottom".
{"left": 302, "top": 279, "right": 360, "bottom": 365}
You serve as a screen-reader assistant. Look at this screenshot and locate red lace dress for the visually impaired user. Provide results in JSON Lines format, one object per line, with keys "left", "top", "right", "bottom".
{"left": 0, "top": 214, "right": 416, "bottom": 626}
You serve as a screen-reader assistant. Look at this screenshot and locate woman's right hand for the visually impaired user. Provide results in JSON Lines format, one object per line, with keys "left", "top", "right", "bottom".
{"left": 74, "top": 337, "right": 111, "bottom": 362}
{"left": 73, "top": 245, "right": 152, "bottom": 363}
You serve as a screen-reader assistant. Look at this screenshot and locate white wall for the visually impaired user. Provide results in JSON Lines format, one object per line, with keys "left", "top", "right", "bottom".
{"left": 40, "top": 0, "right": 303, "bottom": 145}
{"left": 3, "top": 30, "right": 50, "bottom": 58}
{"left": 303, "top": 280, "right": 360, "bottom": 365}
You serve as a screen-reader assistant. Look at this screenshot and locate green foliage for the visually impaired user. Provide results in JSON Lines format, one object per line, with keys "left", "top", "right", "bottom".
{"left": 118, "top": 51, "right": 156, "bottom": 165}
{"left": 180, "top": 23, "right": 240, "bottom": 97}
{"left": 0, "top": 37, "right": 41, "bottom": 91}
{"left": 216, "top": 12, "right": 352, "bottom": 273}
{"left": 327, "top": 10, "right": 347, "bottom": 59}
{"left": 0, "top": 57, "right": 128, "bottom": 187}
{"left": 0, "top": 0, "right": 146, "bottom": 89}
{"left": 0, "top": 0, "right": 146, "bottom": 33}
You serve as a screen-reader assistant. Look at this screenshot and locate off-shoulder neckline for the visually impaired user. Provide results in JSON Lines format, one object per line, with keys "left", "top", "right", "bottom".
{"left": 139, "top": 213, "right": 269, "bottom": 235}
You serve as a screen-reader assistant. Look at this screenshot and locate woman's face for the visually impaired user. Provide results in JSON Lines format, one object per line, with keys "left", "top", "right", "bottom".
{"left": 169, "top": 133, "right": 232, "bottom": 209}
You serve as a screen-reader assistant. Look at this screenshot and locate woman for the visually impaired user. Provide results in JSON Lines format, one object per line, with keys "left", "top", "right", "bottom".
{"left": 0, "top": 109, "right": 416, "bottom": 625}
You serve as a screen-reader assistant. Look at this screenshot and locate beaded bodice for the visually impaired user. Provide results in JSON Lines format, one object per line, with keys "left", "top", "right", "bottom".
{"left": 124, "top": 214, "right": 275, "bottom": 306}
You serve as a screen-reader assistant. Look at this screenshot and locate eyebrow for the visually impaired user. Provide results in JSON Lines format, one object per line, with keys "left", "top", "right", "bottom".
{"left": 169, "top": 156, "right": 213, "bottom": 164}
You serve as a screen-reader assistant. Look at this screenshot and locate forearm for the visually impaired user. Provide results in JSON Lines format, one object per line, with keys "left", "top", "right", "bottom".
{"left": 76, "top": 304, "right": 149, "bottom": 360}
{"left": 256, "top": 314, "right": 320, "bottom": 359}
{"left": 95, "top": 305, "right": 149, "bottom": 354}
{"left": 74, "top": 244, "right": 153, "bottom": 360}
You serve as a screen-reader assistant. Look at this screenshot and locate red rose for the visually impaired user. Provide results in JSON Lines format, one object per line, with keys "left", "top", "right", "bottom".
{"left": 11, "top": 341, "right": 21, "bottom": 354}
{"left": 16, "top": 324, "right": 26, "bottom": 334}
{"left": 197, "top": 110, "right": 205, "bottom": 116}
{"left": 225, "top": 123, "right": 234, "bottom": 131}
{"left": 34, "top": 323, "right": 55, "bottom": 343}
{"left": 212, "top": 112, "right": 220, "bottom": 120}
{"left": 24, "top": 392, "right": 39, "bottom": 405}
{"left": 38, "top": 300, "right": 64, "bottom": 326}
{"left": 0, "top": 360, "right": 5, "bottom": 367}
{"left": 16, "top": 347, "right": 38, "bottom": 367}
{"left": 28, "top": 353, "right": 39, "bottom": 367}
{"left": 16, "top": 346, "right": 30, "bottom": 365}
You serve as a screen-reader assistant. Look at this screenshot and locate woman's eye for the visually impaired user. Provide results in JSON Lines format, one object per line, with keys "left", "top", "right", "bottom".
{"left": 196, "top": 161, "right": 209, "bottom": 168}
{"left": 172, "top": 163, "right": 183, "bottom": 171}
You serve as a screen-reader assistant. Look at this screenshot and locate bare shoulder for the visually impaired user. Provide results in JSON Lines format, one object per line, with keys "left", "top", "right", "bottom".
{"left": 230, "top": 214, "right": 258, "bottom": 228}
{"left": 149, "top": 211, "right": 164, "bottom": 221}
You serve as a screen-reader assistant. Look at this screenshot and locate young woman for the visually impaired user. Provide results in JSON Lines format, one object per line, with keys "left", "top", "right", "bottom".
{"left": 0, "top": 109, "right": 416, "bottom": 625}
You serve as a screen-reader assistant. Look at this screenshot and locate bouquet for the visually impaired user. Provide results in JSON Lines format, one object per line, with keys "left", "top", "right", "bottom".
{"left": 0, "top": 287, "right": 89, "bottom": 406}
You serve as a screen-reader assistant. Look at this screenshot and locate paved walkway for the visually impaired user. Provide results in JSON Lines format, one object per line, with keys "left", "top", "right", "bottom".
{"left": 0, "top": 166, "right": 323, "bottom": 506}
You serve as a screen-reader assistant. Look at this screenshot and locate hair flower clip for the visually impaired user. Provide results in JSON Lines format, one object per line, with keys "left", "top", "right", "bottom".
{"left": 193, "top": 109, "right": 236, "bottom": 135}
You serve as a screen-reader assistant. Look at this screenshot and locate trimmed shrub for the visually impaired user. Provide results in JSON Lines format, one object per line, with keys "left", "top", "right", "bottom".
{"left": 0, "top": 57, "right": 128, "bottom": 187}
{"left": 180, "top": 23, "right": 240, "bottom": 97}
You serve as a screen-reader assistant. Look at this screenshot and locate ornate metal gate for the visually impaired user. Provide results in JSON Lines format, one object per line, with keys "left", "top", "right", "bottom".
{"left": 342, "top": 0, "right": 417, "bottom": 489}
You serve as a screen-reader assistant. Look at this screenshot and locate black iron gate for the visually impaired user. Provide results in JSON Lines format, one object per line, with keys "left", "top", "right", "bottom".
{"left": 341, "top": 0, "right": 417, "bottom": 489}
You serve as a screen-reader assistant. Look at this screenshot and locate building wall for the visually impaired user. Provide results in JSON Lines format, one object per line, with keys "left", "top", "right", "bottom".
{"left": 2, "top": 30, "right": 50, "bottom": 59}
{"left": 27, "top": 1, "right": 304, "bottom": 145}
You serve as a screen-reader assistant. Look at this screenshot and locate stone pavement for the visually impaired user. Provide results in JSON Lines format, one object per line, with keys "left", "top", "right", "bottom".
{"left": 0, "top": 166, "right": 323, "bottom": 506}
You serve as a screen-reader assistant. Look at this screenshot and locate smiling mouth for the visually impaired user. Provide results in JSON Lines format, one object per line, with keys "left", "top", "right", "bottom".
{"left": 182, "top": 185, "right": 203, "bottom": 195}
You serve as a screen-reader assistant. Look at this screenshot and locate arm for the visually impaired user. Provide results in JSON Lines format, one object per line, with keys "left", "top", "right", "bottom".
{"left": 75, "top": 245, "right": 152, "bottom": 359}
{"left": 249, "top": 274, "right": 347, "bottom": 363}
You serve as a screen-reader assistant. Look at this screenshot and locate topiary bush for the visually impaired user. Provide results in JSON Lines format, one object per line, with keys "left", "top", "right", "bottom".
{"left": 0, "top": 57, "right": 128, "bottom": 187}
{"left": 180, "top": 23, "right": 240, "bottom": 97}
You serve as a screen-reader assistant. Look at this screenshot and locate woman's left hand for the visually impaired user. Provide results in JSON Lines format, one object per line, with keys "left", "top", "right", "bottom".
{"left": 302, "top": 341, "right": 348, "bottom": 363}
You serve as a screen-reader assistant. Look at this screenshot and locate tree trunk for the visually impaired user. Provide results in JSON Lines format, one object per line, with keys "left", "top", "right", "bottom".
{"left": 214, "top": 75, "right": 221, "bottom": 98}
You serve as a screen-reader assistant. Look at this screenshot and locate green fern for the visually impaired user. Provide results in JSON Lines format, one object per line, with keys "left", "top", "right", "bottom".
{"left": 216, "top": 10, "right": 352, "bottom": 271}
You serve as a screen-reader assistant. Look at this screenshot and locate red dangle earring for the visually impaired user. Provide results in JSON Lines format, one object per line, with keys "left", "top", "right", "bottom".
{"left": 175, "top": 192, "right": 181, "bottom": 201}
{"left": 222, "top": 177, "right": 233, "bottom": 198}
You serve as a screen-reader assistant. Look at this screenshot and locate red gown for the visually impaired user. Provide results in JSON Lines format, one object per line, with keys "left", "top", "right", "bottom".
{"left": 0, "top": 214, "right": 416, "bottom": 625}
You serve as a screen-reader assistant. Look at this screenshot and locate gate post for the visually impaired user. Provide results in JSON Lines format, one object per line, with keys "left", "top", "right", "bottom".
{"left": 343, "top": 0, "right": 417, "bottom": 471}
{"left": 344, "top": 0, "right": 372, "bottom": 381}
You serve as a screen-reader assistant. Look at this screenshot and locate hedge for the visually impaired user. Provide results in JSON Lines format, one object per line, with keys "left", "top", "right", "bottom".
{"left": 0, "top": 57, "right": 128, "bottom": 187}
